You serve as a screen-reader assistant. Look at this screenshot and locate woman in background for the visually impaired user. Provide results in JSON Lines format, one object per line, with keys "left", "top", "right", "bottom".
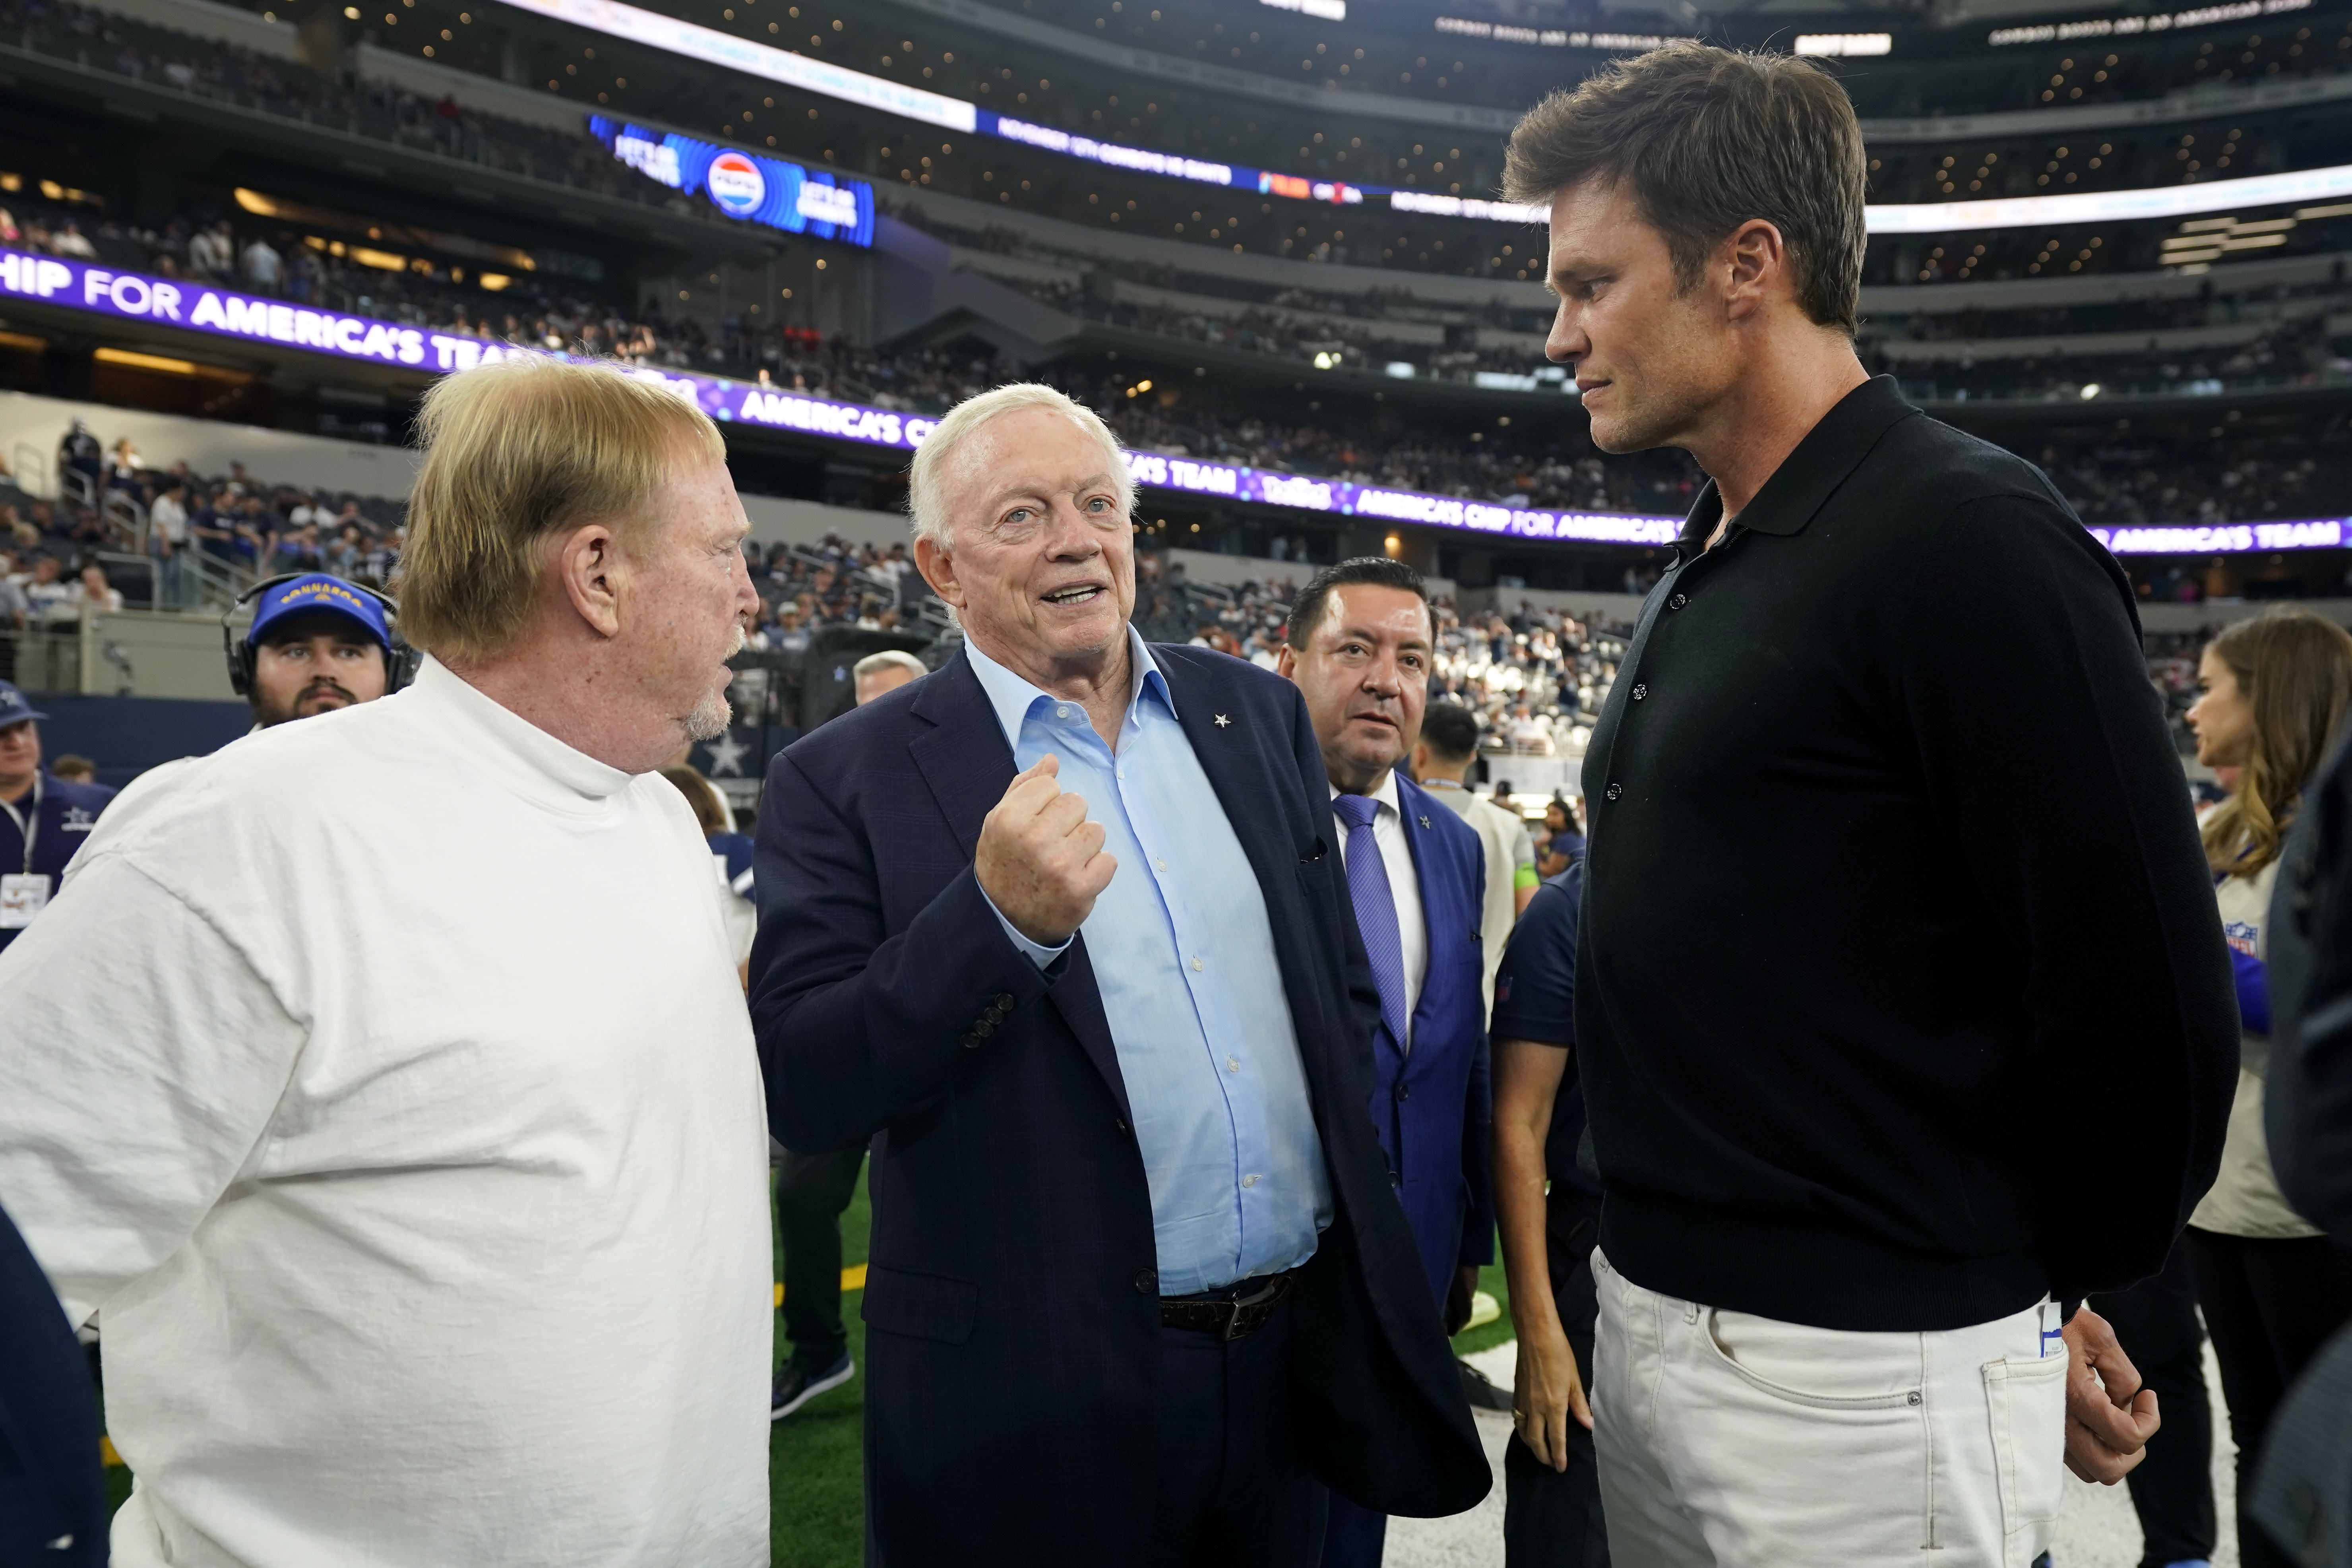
{"left": 661, "top": 764, "right": 756, "bottom": 988}
{"left": 2182, "top": 606, "right": 2352, "bottom": 1568}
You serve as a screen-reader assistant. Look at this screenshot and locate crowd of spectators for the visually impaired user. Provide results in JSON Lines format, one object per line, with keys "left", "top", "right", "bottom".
{"left": 1878, "top": 317, "right": 2347, "bottom": 403}
{"left": 1129, "top": 558, "right": 1627, "bottom": 764}
{"left": 740, "top": 533, "right": 924, "bottom": 652}
{"left": 0, "top": 0, "right": 653, "bottom": 200}
{"left": 4, "top": 421, "right": 407, "bottom": 622}
{"left": 0, "top": 182, "right": 734, "bottom": 376}
{"left": 2043, "top": 438, "right": 2334, "bottom": 527}
{"left": 9, "top": 412, "right": 2340, "bottom": 776}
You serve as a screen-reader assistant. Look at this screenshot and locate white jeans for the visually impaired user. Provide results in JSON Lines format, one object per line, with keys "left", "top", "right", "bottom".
{"left": 1590, "top": 1249, "right": 2069, "bottom": 1568}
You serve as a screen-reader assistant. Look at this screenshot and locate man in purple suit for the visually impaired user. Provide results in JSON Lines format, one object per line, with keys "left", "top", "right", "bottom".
{"left": 1281, "top": 558, "right": 1494, "bottom": 1568}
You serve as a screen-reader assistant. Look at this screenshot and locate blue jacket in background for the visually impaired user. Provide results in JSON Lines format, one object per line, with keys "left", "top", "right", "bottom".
{"left": 1377, "top": 771, "right": 1494, "bottom": 1305}
{"left": 0, "top": 1200, "right": 104, "bottom": 1566}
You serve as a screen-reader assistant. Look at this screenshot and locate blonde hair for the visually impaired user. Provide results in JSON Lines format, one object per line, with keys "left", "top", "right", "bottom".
{"left": 2201, "top": 606, "right": 2352, "bottom": 878}
{"left": 397, "top": 355, "right": 725, "bottom": 665}
{"left": 906, "top": 382, "right": 1133, "bottom": 548}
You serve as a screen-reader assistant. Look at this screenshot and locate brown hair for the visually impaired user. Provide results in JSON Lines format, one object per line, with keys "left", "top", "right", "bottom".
{"left": 1501, "top": 41, "right": 1869, "bottom": 336}
{"left": 397, "top": 354, "right": 725, "bottom": 666}
{"left": 660, "top": 764, "right": 732, "bottom": 837}
{"left": 2201, "top": 607, "right": 2352, "bottom": 878}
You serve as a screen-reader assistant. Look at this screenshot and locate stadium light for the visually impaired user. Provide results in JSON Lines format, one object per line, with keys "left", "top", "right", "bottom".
{"left": 494, "top": 0, "right": 2350, "bottom": 236}
{"left": 1795, "top": 33, "right": 1893, "bottom": 55}
{"left": 1443, "top": 160, "right": 2352, "bottom": 235}
{"left": 494, "top": 0, "right": 1360, "bottom": 205}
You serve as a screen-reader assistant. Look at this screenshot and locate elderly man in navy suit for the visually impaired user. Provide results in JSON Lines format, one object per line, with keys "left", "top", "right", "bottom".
{"left": 1279, "top": 559, "right": 1494, "bottom": 1568}
{"left": 750, "top": 383, "right": 1488, "bottom": 1567}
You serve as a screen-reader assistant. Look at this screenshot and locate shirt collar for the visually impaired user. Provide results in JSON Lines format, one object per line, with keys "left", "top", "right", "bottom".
{"left": 1676, "top": 375, "right": 1921, "bottom": 554}
{"left": 1330, "top": 768, "right": 1403, "bottom": 821}
{"left": 961, "top": 625, "right": 1173, "bottom": 753}
{"left": 406, "top": 656, "right": 637, "bottom": 808}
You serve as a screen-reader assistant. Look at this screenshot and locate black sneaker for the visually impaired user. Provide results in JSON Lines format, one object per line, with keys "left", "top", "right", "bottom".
{"left": 771, "top": 1352, "right": 855, "bottom": 1421}
{"left": 1459, "top": 1358, "right": 1515, "bottom": 1412}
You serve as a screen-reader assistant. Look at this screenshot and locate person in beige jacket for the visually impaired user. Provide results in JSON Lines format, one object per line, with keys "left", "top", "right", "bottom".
{"left": 2182, "top": 605, "right": 2352, "bottom": 1568}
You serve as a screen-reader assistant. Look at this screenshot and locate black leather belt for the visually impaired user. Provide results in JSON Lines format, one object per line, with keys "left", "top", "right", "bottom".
{"left": 1159, "top": 1271, "right": 1297, "bottom": 1340}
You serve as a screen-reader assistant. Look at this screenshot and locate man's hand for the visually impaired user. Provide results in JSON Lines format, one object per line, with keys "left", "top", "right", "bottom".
{"left": 975, "top": 755, "right": 1116, "bottom": 948}
{"left": 2062, "top": 1306, "right": 2161, "bottom": 1484}
{"left": 1445, "top": 1264, "right": 1481, "bottom": 1336}
{"left": 1512, "top": 1316, "right": 1593, "bottom": 1472}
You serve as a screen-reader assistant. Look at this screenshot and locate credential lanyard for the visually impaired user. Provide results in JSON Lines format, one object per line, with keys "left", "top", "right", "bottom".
{"left": 0, "top": 773, "right": 40, "bottom": 875}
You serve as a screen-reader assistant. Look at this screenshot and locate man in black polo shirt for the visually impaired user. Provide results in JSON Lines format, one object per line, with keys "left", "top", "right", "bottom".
{"left": 1501, "top": 42, "right": 2238, "bottom": 1566}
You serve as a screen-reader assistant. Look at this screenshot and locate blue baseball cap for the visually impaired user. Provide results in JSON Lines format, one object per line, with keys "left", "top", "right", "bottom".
{"left": 246, "top": 574, "right": 392, "bottom": 651}
{"left": 0, "top": 680, "right": 47, "bottom": 727}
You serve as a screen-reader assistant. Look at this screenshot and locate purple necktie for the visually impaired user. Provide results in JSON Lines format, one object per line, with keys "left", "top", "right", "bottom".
{"left": 1333, "top": 793, "right": 1408, "bottom": 1052}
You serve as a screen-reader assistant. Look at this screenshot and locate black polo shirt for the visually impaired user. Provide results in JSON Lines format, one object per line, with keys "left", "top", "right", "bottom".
{"left": 1577, "top": 376, "right": 2238, "bottom": 1332}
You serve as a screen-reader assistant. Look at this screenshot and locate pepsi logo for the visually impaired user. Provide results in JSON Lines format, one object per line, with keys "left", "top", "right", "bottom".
{"left": 707, "top": 152, "right": 767, "bottom": 218}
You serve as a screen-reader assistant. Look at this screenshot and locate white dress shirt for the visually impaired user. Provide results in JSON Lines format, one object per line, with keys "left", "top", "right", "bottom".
{"left": 1331, "top": 769, "right": 1428, "bottom": 1038}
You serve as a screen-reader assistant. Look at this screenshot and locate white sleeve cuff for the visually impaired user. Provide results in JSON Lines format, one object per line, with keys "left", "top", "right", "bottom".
{"left": 982, "top": 889, "right": 1073, "bottom": 968}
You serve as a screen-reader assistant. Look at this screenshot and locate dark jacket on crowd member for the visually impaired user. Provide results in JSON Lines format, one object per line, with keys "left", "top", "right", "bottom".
{"left": 750, "top": 644, "right": 1488, "bottom": 1565}
{"left": 0, "top": 1200, "right": 105, "bottom": 1566}
{"left": 1576, "top": 375, "right": 2238, "bottom": 1332}
{"left": 2268, "top": 726, "right": 2352, "bottom": 1237}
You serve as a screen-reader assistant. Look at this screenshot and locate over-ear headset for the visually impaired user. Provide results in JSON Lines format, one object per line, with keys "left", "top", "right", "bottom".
{"left": 223, "top": 573, "right": 418, "bottom": 698}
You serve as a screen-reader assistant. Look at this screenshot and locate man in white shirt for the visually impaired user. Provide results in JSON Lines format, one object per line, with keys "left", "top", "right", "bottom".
{"left": 186, "top": 223, "right": 229, "bottom": 282}
{"left": 1411, "top": 700, "right": 1537, "bottom": 1012}
{"left": 239, "top": 236, "right": 282, "bottom": 295}
{"left": 0, "top": 353, "right": 771, "bottom": 1568}
{"left": 147, "top": 479, "right": 188, "bottom": 609}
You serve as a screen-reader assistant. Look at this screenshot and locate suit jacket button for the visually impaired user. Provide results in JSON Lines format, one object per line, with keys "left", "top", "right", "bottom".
{"left": 1389, "top": 1171, "right": 1402, "bottom": 1188}
{"left": 973, "top": 1019, "right": 994, "bottom": 1037}
{"left": 960, "top": 1032, "right": 981, "bottom": 1050}
{"left": 994, "top": 992, "right": 1015, "bottom": 1010}
{"left": 1395, "top": 1085, "right": 1411, "bottom": 1101}
{"left": 1133, "top": 1269, "right": 1157, "bottom": 1295}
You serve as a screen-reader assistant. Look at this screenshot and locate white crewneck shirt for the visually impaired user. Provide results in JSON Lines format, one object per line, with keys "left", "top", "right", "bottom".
{"left": 0, "top": 657, "right": 771, "bottom": 1568}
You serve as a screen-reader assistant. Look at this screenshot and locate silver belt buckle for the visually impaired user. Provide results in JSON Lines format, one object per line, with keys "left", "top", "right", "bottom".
{"left": 1222, "top": 1274, "right": 1283, "bottom": 1340}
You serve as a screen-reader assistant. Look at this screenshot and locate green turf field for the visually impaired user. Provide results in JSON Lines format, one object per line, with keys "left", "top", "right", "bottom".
{"left": 103, "top": 1164, "right": 1513, "bottom": 1568}
{"left": 762, "top": 1168, "right": 1515, "bottom": 1567}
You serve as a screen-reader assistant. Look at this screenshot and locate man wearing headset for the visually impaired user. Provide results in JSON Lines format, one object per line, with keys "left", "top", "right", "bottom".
{"left": 231, "top": 573, "right": 407, "bottom": 727}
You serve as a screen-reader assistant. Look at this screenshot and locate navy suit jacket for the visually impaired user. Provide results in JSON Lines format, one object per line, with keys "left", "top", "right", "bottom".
{"left": 1373, "top": 773, "right": 1494, "bottom": 1306}
{"left": 751, "top": 643, "right": 1490, "bottom": 1565}
{"left": 0, "top": 1202, "right": 104, "bottom": 1566}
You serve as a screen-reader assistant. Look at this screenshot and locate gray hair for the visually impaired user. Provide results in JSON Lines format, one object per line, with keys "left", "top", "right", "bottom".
{"left": 852, "top": 649, "right": 929, "bottom": 683}
{"left": 906, "top": 383, "right": 1135, "bottom": 548}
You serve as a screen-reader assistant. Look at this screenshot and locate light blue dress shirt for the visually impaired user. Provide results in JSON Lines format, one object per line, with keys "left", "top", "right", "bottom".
{"left": 964, "top": 630, "right": 1331, "bottom": 1293}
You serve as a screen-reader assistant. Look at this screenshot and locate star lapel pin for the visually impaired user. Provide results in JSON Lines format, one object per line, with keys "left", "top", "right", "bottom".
{"left": 1417, "top": 814, "right": 1432, "bottom": 829}
{"left": 1213, "top": 713, "right": 1231, "bottom": 728}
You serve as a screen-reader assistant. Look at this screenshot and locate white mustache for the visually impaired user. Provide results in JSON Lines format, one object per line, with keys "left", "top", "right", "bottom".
{"left": 728, "top": 624, "right": 747, "bottom": 658}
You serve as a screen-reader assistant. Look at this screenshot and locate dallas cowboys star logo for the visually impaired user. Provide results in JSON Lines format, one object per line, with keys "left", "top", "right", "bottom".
{"left": 1213, "top": 714, "right": 1231, "bottom": 728}
{"left": 703, "top": 728, "right": 752, "bottom": 777}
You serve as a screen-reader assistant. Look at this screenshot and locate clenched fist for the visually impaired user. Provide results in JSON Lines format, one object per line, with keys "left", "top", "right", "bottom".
{"left": 976, "top": 755, "right": 1118, "bottom": 948}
